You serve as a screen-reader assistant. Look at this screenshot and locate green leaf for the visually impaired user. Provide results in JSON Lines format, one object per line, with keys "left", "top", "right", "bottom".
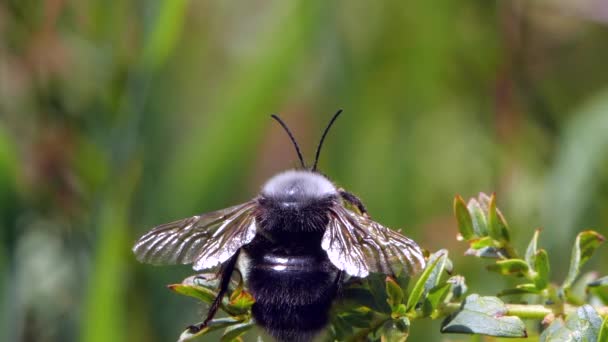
{"left": 525, "top": 229, "right": 541, "bottom": 266}
{"left": 533, "top": 249, "right": 550, "bottom": 290}
{"left": 421, "top": 250, "right": 449, "bottom": 299}
{"left": 380, "top": 318, "right": 410, "bottom": 342}
{"left": 588, "top": 275, "right": 608, "bottom": 288}
{"left": 338, "top": 306, "right": 375, "bottom": 328}
{"left": 599, "top": 316, "right": 608, "bottom": 342}
{"left": 423, "top": 283, "right": 451, "bottom": 317}
{"left": 220, "top": 321, "right": 254, "bottom": 342}
{"left": 454, "top": 195, "right": 475, "bottom": 240}
{"left": 487, "top": 193, "right": 503, "bottom": 242}
{"left": 331, "top": 315, "right": 353, "bottom": 341}
{"left": 540, "top": 305, "right": 603, "bottom": 341}
{"left": 369, "top": 273, "right": 392, "bottom": 313}
{"left": 178, "top": 317, "right": 242, "bottom": 342}
{"left": 386, "top": 277, "right": 404, "bottom": 311}
{"left": 226, "top": 290, "right": 255, "bottom": 314}
{"left": 447, "top": 275, "right": 467, "bottom": 300}
{"left": 467, "top": 198, "right": 488, "bottom": 236}
{"left": 441, "top": 294, "right": 527, "bottom": 337}
{"left": 406, "top": 250, "right": 446, "bottom": 311}
{"left": 340, "top": 286, "right": 380, "bottom": 312}
{"left": 498, "top": 287, "right": 539, "bottom": 297}
{"left": 469, "top": 236, "right": 495, "bottom": 249}
{"left": 168, "top": 283, "right": 217, "bottom": 305}
{"left": 486, "top": 259, "right": 530, "bottom": 277}
{"left": 465, "top": 246, "right": 508, "bottom": 259}
{"left": 563, "top": 230, "right": 606, "bottom": 290}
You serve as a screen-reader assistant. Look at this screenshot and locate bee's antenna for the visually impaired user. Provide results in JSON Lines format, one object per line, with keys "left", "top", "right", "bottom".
{"left": 313, "top": 109, "right": 343, "bottom": 171}
{"left": 271, "top": 114, "right": 306, "bottom": 169}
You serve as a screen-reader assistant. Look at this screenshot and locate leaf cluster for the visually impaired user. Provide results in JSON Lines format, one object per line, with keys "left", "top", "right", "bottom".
{"left": 168, "top": 193, "right": 608, "bottom": 341}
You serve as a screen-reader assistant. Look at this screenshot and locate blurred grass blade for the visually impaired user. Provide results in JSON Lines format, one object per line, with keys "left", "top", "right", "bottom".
{"left": 81, "top": 162, "right": 141, "bottom": 342}
{"left": 142, "top": 0, "right": 189, "bottom": 70}
{"left": 544, "top": 91, "right": 608, "bottom": 251}
{"left": 160, "top": 0, "right": 323, "bottom": 216}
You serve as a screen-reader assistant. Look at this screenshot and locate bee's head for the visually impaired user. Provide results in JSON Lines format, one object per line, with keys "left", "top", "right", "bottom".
{"left": 258, "top": 170, "right": 337, "bottom": 234}
{"left": 261, "top": 170, "right": 337, "bottom": 206}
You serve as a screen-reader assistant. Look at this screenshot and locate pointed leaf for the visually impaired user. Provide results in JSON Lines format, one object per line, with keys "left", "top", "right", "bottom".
{"left": 178, "top": 317, "right": 241, "bottom": 342}
{"left": 423, "top": 283, "right": 451, "bottom": 317}
{"left": 525, "top": 229, "right": 541, "bottom": 267}
{"left": 386, "top": 277, "right": 404, "bottom": 311}
{"left": 338, "top": 306, "right": 375, "bottom": 328}
{"left": 447, "top": 275, "right": 467, "bottom": 300}
{"left": 441, "top": 294, "right": 527, "bottom": 337}
{"left": 465, "top": 246, "right": 508, "bottom": 259}
{"left": 168, "top": 283, "right": 217, "bottom": 305}
{"left": 469, "top": 236, "right": 496, "bottom": 249}
{"left": 467, "top": 199, "right": 488, "bottom": 236}
{"left": 487, "top": 259, "right": 530, "bottom": 277}
{"left": 422, "top": 250, "right": 449, "bottom": 298}
{"left": 487, "top": 193, "right": 503, "bottom": 241}
{"left": 380, "top": 318, "right": 409, "bottom": 342}
{"left": 454, "top": 195, "right": 475, "bottom": 240}
{"left": 498, "top": 287, "right": 539, "bottom": 297}
{"left": 369, "top": 273, "right": 392, "bottom": 313}
{"left": 533, "top": 249, "right": 550, "bottom": 290}
{"left": 588, "top": 276, "right": 608, "bottom": 288}
{"left": 563, "top": 230, "right": 605, "bottom": 290}
{"left": 220, "top": 321, "right": 254, "bottom": 342}
{"left": 226, "top": 289, "right": 255, "bottom": 313}
{"left": 599, "top": 316, "right": 608, "bottom": 342}
{"left": 406, "top": 250, "right": 446, "bottom": 311}
{"left": 540, "top": 305, "right": 602, "bottom": 341}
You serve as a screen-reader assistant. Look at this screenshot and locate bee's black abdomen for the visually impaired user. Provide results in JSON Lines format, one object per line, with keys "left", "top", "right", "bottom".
{"left": 245, "top": 252, "right": 339, "bottom": 342}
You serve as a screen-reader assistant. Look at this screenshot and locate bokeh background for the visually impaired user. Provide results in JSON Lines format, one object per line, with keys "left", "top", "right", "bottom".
{"left": 1, "top": 1, "right": 608, "bottom": 341}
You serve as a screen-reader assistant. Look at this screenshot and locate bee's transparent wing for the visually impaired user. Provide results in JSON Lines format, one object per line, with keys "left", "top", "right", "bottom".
{"left": 322, "top": 204, "right": 425, "bottom": 278}
{"left": 133, "top": 201, "right": 258, "bottom": 271}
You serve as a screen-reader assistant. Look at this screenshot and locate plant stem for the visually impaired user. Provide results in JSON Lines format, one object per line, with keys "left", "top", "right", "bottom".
{"left": 441, "top": 302, "right": 608, "bottom": 319}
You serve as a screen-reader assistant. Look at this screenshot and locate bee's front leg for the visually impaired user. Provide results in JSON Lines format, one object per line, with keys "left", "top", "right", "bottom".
{"left": 187, "top": 249, "right": 241, "bottom": 333}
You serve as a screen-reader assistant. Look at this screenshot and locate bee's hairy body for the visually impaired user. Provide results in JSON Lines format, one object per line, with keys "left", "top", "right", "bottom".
{"left": 243, "top": 171, "right": 340, "bottom": 341}
{"left": 132, "top": 112, "right": 426, "bottom": 342}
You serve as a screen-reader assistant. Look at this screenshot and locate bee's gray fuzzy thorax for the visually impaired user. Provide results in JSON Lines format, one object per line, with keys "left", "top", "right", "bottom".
{"left": 261, "top": 170, "right": 337, "bottom": 201}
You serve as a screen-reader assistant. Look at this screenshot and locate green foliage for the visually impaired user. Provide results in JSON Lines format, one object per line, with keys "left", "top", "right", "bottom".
{"left": 441, "top": 295, "right": 526, "bottom": 337}
{"left": 166, "top": 193, "right": 607, "bottom": 341}
{"left": 540, "top": 305, "right": 604, "bottom": 342}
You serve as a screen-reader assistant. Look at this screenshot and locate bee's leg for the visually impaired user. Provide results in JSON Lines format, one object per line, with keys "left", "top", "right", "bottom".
{"left": 334, "top": 270, "right": 345, "bottom": 294}
{"left": 338, "top": 189, "right": 368, "bottom": 216}
{"left": 187, "top": 249, "right": 241, "bottom": 333}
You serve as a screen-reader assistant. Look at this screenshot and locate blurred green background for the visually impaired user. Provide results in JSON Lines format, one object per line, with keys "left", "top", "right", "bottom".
{"left": 1, "top": 1, "right": 608, "bottom": 341}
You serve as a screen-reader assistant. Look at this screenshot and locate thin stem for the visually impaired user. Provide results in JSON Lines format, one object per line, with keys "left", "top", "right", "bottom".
{"left": 440, "top": 302, "right": 608, "bottom": 320}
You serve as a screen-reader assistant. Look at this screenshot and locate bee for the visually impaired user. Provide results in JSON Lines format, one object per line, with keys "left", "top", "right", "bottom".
{"left": 133, "top": 110, "right": 425, "bottom": 342}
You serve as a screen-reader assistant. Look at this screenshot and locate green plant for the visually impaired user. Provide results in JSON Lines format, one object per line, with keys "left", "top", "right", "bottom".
{"left": 167, "top": 193, "right": 608, "bottom": 341}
